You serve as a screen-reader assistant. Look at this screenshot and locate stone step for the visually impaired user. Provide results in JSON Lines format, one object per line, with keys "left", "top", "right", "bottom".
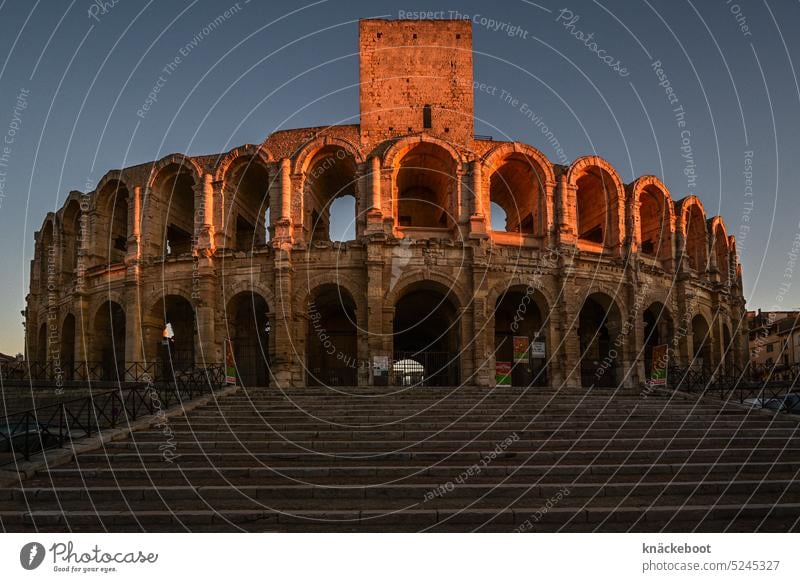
{"left": 5, "top": 498, "right": 800, "bottom": 532}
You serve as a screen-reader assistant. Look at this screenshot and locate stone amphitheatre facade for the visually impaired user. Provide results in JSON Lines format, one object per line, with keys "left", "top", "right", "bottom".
{"left": 24, "top": 19, "right": 747, "bottom": 390}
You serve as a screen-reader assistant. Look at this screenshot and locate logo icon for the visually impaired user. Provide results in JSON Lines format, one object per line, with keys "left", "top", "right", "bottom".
{"left": 20, "top": 542, "right": 46, "bottom": 570}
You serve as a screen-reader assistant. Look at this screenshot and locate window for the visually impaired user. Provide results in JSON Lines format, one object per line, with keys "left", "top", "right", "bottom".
{"left": 423, "top": 105, "right": 432, "bottom": 129}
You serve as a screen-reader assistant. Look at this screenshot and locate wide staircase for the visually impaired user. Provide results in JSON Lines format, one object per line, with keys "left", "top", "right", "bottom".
{"left": 2, "top": 385, "right": 800, "bottom": 532}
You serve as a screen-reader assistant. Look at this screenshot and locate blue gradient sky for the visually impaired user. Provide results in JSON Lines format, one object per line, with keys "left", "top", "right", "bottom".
{"left": 0, "top": 0, "right": 797, "bottom": 354}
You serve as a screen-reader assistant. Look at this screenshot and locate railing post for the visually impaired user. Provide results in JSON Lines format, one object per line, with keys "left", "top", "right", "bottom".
{"left": 24, "top": 412, "right": 30, "bottom": 461}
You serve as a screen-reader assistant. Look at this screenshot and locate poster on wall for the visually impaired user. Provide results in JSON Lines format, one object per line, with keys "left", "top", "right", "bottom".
{"left": 531, "top": 341, "right": 546, "bottom": 359}
{"left": 372, "top": 355, "right": 389, "bottom": 376}
{"left": 650, "top": 344, "right": 668, "bottom": 386}
{"left": 225, "top": 338, "right": 237, "bottom": 384}
{"left": 513, "top": 336, "right": 530, "bottom": 363}
{"left": 496, "top": 361, "right": 512, "bottom": 386}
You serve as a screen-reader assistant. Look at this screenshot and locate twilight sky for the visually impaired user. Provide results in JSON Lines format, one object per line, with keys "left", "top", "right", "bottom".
{"left": 0, "top": 0, "right": 797, "bottom": 354}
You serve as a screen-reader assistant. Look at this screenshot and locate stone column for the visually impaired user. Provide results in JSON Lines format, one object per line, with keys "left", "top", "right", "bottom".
{"left": 195, "top": 257, "right": 220, "bottom": 366}
{"left": 468, "top": 161, "right": 487, "bottom": 238}
{"left": 195, "top": 173, "right": 215, "bottom": 253}
{"left": 366, "top": 243, "right": 384, "bottom": 385}
{"left": 124, "top": 185, "right": 143, "bottom": 377}
{"left": 274, "top": 158, "right": 293, "bottom": 241}
{"left": 366, "top": 156, "right": 383, "bottom": 234}
{"left": 555, "top": 174, "right": 576, "bottom": 246}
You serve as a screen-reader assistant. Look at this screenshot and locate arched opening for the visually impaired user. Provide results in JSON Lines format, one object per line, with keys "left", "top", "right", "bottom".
{"left": 146, "top": 295, "right": 196, "bottom": 369}
{"left": 37, "top": 322, "right": 48, "bottom": 363}
{"left": 493, "top": 288, "right": 548, "bottom": 386}
{"left": 305, "top": 146, "right": 358, "bottom": 242}
{"left": 713, "top": 224, "right": 729, "bottom": 283}
{"left": 691, "top": 314, "right": 712, "bottom": 372}
{"left": 575, "top": 167, "right": 620, "bottom": 250}
{"left": 38, "top": 221, "right": 54, "bottom": 291}
{"left": 579, "top": 293, "right": 622, "bottom": 388}
{"left": 392, "top": 284, "right": 460, "bottom": 386}
{"left": 150, "top": 164, "right": 196, "bottom": 257}
{"left": 307, "top": 284, "right": 358, "bottom": 386}
{"left": 395, "top": 142, "right": 457, "bottom": 231}
{"left": 96, "top": 180, "right": 129, "bottom": 265}
{"left": 226, "top": 291, "right": 270, "bottom": 386}
{"left": 226, "top": 158, "right": 269, "bottom": 251}
{"left": 642, "top": 302, "right": 674, "bottom": 379}
{"left": 685, "top": 205, "right": 707, "bottom": 272}
{"left": 60, "top": 313, "right": 76, "bottom": 381}
{"left": 328, "top": 195, "right": 356, "bottom": 241}
{"left": 638, "top": 186, "right": 671, "bottom": 260}
{"left": 91, "top": 301, "right": 126, "bottom": 381}
{"left": 722, "top": 323, "right": 734, "bottom": 374}
{"left": 488, "top": 155, "right": 544, "bottom": 236}
{"left": 62, "top": 200, "right": 82, "bottom": 277}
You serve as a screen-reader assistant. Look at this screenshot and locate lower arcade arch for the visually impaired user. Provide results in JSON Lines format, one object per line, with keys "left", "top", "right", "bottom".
{"left": 578, "top": 293, "right": 623, "bottom": 388}
{"left": 306, "top": 285, "right": 359, "bottom": 386}
{"left": 691, "top": 314, "right": 713, "bottom": 372}
{"left": 642, "top": 302, "right": 674, "bottom": 379}
{"left": 144, "top": 295, "right": 196, "bottom": 368}
{"left": 60, "top": 313, "right": 76, "bottom": 380}
{"left": 492, "top": 287, "right": 549, "bottom": 386}
{"left": 392, "top": 284, "right": 461, "bottom": 386}
{"left": 226, "top": 292, "right": 271, "bottom": 386}
{"left": 90, "top": 301, "right": 126, "bottom": 381}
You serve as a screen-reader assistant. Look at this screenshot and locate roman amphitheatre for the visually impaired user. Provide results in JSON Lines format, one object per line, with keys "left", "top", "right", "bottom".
{"left": 2, "top": 19, "right": 791, "bottom": 534}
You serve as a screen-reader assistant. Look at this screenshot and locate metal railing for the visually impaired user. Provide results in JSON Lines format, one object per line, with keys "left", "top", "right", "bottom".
{"left": 664, "top": 363, "right": 800, "bottom": 410}
{"left": 1, "top": 362, "right": 226, "bottom": 465}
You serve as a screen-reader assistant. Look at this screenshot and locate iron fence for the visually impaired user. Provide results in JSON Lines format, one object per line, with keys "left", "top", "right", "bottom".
{"left": 664, "top": 362, "right": 800, "bottom": 410}
{"left": 0, "top": 363, "right": 226, "bottom": 465}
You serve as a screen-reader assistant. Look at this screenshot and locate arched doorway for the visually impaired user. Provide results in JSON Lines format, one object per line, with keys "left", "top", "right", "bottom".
{"left": 493, "top": 288, "right": 548, "bottom": 386}
{"left": 92, "top": 302, "right": 126, "bottom": 381}
{"left": 60, "top": 314, "right": 76, "bottom": 381}
{"left": 579, "top": 293, "right": 622, "bottom": 388}
{"left": 150, "top": 164, "right": 197, "bottom": 258}
{"left": 225, "top": 157, "right": 269, "bottom": 250}
{"left": 395, "top": 142, "right": 457, "bottom": 231}
{"left": 307, "top": 285, "right": 358, "bottom": 386}
{"left": 392, "top": 284, "right": 460, "bottom": 386}
{"left": 146, "top": 295, "right": 196, "bottom": 371}
{"left": 575, "top": 167, "right": 621, "bottom": 251}
{"left": 722, "top": 323, "right": 734, "bottom": 374}
{"left": 304, "top": 146, "right": 358, "bottom": 242}
{"left": 642, "top": 302, "right": 674, "bottom": 379}
{"left": 488, "top": 155, "right": 545, "bottom": 236}
{"left": 691, "top": 315, "right": 712, "bottom": 372}
{"left": 227, "top": 292, "right": 270, "bottom": 386}
{"left": 685, "top": 205, "right": 708, "bottom": 273}
{"left": 37, "top": 322, "right": 47, "bottom": 363}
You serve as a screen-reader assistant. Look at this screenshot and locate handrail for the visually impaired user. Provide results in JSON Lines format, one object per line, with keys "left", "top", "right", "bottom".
{"left": 1, "top": 363, "right": 227, "bottom": 465}
{"left": 664, "top": 363, "right": 800, "bottom": 411}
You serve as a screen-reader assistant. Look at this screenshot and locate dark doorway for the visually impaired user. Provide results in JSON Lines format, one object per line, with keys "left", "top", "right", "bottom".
{"left": 93, "top": 301, "right": 126, "bottom": 382}
{"left": 392, "top": 286, "right": 460, "bottom": 386}
{"left": 494, "top": 289, "right": 548, "bottom": 386}
{"left": 227, "top": 292, "right": 270, "bottom": 386}
{"left": 579, "top": 294, "right": 622, "bottom": 388}
{"left": 307, "top": 285, "right": 358, "bottom": 386}
{"left": 642, "top": 302, "right": 674, "bottom": 379}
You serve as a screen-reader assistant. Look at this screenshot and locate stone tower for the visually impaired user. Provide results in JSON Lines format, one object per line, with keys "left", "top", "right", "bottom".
{"left": 358, "top": 19, "right": 474, "bottom": 147}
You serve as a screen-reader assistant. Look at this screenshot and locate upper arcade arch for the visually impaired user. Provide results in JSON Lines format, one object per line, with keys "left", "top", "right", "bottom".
{"left": 483, "top": 144, "right": 554, "bottom": 239}
{"left": 567, "top": 156, "right": 626, "bottom": 254}
{"left": 301, "top": 144, "right": 359, "bottom": 242}
{"left": 93, "top": 178, "right": 130, "bottom": 265}
{"left": 677, "top": 196, "right": 708, "bottom": 273}
{"left": 709, "top": 216, "right": 730, "bottom": 284}
{"left": 629, "top": 176, "right": 674, "bottom": 262}
{"left": 146, "top": 158, "right": 202, "bottom": 258}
